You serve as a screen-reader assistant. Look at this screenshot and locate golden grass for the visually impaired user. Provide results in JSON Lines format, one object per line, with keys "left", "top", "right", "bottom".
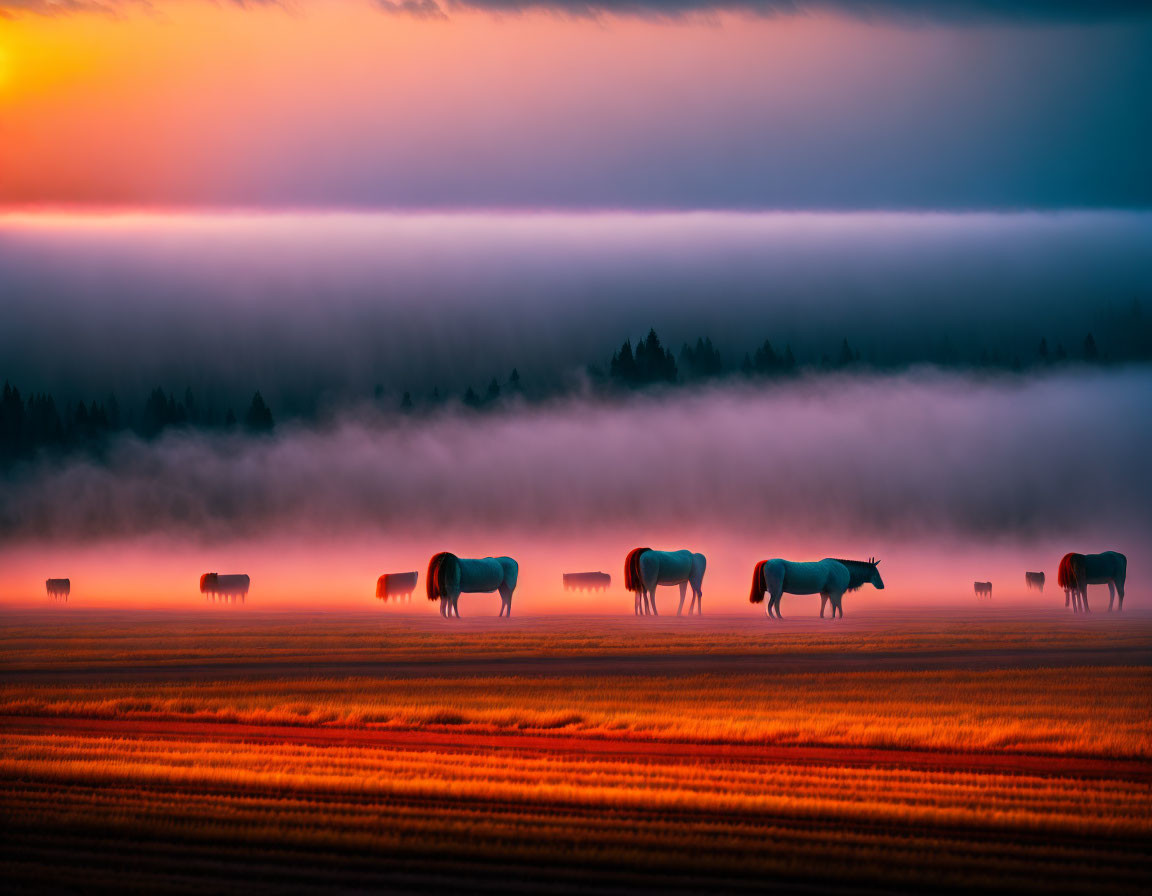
{"left": 4, "top": 666, "right": 1149, "bottom": 758}
{"left": 3, "top": 613, "right": 1150, "bottom": 893}
{"left": 4, "top": 611, "right": 1148, "bottom": 670}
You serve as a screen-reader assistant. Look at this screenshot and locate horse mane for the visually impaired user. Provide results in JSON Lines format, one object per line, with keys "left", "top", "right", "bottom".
{"left": 829, "top": 558, "right": 874, "bottom": 592}
{"left": 1058, "top": 553, "right": 1083, "bottom": 590}
{"left": 624, "top": 547, "right": 650, "bottom": 594}
{"left": 749, "top": 560, "right": 768, "bottom": 604}
{"left": 426, "top": 552, "right": 455, "bottom": 602}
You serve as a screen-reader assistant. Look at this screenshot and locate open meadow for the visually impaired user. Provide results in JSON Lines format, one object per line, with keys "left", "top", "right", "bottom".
{"left": 2, "top": 608, "right": 1150, "bottom": 894}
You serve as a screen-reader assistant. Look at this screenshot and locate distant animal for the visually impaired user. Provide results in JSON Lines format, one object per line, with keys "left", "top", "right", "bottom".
{"left": 563, "top": 571, "right": 611, "bottom": 592}
{"left": 376, "top": 571, "right": 418, "bottom": 603}
{"left": 1059, "top": 551, "right": 1126, "bottom": 613}
{"left": 426, "top": 552, "right": 518, "bottom": 618}
{"left": 45, "top": 578, "right": 70, "bottom": 601}
{"left": 624, "top": 548, "right": 706, "bottom": 616}
{"left": 1025, "top": 572, "right": 1045, "bottom": 593}
{"left": 974, "top": 581, "right": 992, "bottom": 600}
{"left": 199, "top": 573, "right": 250, "bottom": 603}
{"left": 750, "top": 557, "right": 883, "bottom": 619}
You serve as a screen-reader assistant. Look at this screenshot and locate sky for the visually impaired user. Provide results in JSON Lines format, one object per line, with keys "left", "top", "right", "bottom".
{"left": 1, "top": 1, "right": 1150, "bottom": 210}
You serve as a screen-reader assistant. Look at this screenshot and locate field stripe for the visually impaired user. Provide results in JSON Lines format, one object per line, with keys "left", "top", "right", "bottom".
{"left": 4, "top": 714, "right": 1150, "bottom": 782}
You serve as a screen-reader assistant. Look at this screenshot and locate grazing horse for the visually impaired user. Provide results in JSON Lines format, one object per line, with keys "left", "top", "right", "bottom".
{"left": 376, "top": 571, "right": 418, "bottom": 603}
{"left": 1059, "top": 551, "right": 1126, "bottom": 613}
{"left": 563, "top": 572, "right": 611, "bottom": 592}
{"left": 624, "top": 548, "right": 706, "bottom": 616}
{"left": 1025, "top": 572, "right": 1045, "bottom": 593}
{"left": 45, "top": 578, "right": 70, "bottom": 601}
{"left": 974, "top": 581, "right": 992, "bottom": 600}
{"left": 427, "top": 552, "right": 518, "bottom": 618}
{"left": 749, "top": 557, "right": 883, "bottom": 619}
{"left": 199, "top": 573, "right": 250, "bottom": 603}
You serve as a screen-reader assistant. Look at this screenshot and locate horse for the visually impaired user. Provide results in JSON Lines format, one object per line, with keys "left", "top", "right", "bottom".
{"left": 1025, "top": 572, "right": 1045, "bottom": 593}
{"left": 426, "top": 552, "right": 518, "bottom": 618}
{"left": 376, "top": 571, "right": 418, "bottom": 603}
{"left": 199, "top": 573, "right": 250, "bottom": 603}
{"left": 45, "top": 578, "right": 70, "bottom": 601}
{"left": 1058, "top": 551, "right": 1126, "bottom": 613}
{"left": 974, "top": 581, "right": 992, "bottom": 600}
{"left": 749, "top": 557, "right": 883, "bottom": 619}
{"left": 563, "top": 572, "right": 611, "bottom": 592}
{"left": 624, "top": 548, "right": 706, "bottom": 616}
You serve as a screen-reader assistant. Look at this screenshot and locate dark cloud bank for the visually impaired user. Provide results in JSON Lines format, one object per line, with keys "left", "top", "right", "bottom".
{"left": 2, "top": 212, "right": 1149, "bottom": 413}
{"left": 3, "top": 367, "right": 1149, "bottom": 545}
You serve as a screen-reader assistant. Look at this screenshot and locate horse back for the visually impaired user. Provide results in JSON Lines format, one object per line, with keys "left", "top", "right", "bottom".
{"left": 458, "top": 557, "right": 509, "bottom": 593}
{"left": 1084, "top": 551, "right": 1126, "bottom": 584}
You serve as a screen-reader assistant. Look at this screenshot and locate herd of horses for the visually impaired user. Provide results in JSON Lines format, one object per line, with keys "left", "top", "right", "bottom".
{"left": 971, "top": 552, "right": 1128, "bottom": 613}
{"left": 44, "top": 549, "right": 1128, "bottom": 617}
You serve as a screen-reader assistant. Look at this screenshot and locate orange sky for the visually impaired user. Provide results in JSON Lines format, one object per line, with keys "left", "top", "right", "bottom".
{"left": 0, "top": 2, "right": 923, "bottom": 207}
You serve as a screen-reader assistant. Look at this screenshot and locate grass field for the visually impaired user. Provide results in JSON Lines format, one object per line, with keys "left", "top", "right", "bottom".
{"left": 2, "top": 609, "right": 1150, "bottom": 893}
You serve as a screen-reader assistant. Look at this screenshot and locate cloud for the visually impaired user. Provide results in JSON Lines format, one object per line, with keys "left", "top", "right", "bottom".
{"left": 3, "top": 368, "right": 1149, "bottom": 544}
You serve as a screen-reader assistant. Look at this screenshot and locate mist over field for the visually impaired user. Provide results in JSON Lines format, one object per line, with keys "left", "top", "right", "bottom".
{"left": 2, "top": 212, "right": 1149, "bottom": 410}
{"left": 3, "top": 366, "right": 1148, "bottom": 551}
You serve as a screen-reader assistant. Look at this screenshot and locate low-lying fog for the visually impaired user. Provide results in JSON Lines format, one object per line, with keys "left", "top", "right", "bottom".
{"left": 2, "top": 367, "right": 1147, "bottom": 613}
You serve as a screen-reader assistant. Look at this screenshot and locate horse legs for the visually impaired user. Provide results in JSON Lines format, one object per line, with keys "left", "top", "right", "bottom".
{"left": 1116, "top": 579, "right": 1124, "bottom": 611}
{"left": 440, "top": 597, "right": 448, "bottom": 618}
{"left": 499, "top": 584, "right": 512, "bottom": 617}
{"left": 1108, "top": 581, "right": 1116, "bottom": 612}
{"left": 677, "top": 582, "right": 687, "bottom": 616}
{"left": 648, "top": 588, "right": 659, "bottom": 616}
{"left": 635, "top": 593, "right": 642, "bottom": 616}
{"left": 691, "top": 585, "right": 702, "bottom": 615}
{"left": 820, "top": 594, "right": 828, "bottom": 619}
{"left": 1080, "top": 586, "right": 1090, "bottom": 613}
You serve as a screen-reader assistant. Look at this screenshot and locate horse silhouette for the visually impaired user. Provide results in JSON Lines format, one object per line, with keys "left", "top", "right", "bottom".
{"left": 974, "top": 581, "right": 992, "bottom": 600}
{"left": 1059, "top": 551, "right": 1126, "bottom": 612}
{"left": 426, "top": 553, "right": 518, "bottom": 618}
{"left": 376, "top": 571, "right": 418, "bottom": 603}
{"left": 45, "top": 578, "right": 70, "bottom": 602}
{"left": 1025, "top": 572, "right": 1045, "bottom": 593}
{"left": 563, "top": 572, "right": 611, "bottom": 592}
{"left": 750, "top": 557, "right": 883, "bottom": 619}
{"left": 624, "top": 548, "right": 706, "bottom": 616}
{"left": 199, "top": 573, "right": 250, "bottom": 604}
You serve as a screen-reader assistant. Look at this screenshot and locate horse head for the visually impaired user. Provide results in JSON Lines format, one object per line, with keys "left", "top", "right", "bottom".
{"left": 868, "top": 557, "right": 885, "bottom": 590}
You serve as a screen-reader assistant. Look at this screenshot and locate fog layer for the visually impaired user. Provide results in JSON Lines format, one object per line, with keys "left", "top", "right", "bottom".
{"left": 4, "top": 368, "right": 1149, "bottom": 545}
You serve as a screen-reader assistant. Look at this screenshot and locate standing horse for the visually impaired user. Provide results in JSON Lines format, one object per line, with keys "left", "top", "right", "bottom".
{"left": 624, "top": 548, "right": 706, "bottom": 616}
{"left": 749, "top": 557, "right": 883, "bottom": 619}
{"left": 974, "top": 581, "right": 992, "bottom": 600}
{"left": 427, "top": 552, "right": 518, "bottom": 618}
{"left": 1059, "top": 551, "right": 1126, "bottom": 613}
{"left": 1025, "top": 572, "right": 1045, "bottom": 593}
{"left": 45, "top": 578, "right": 70, "bottom": 601}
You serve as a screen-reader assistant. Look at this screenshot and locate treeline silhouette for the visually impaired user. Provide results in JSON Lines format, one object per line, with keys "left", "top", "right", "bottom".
{"left": 1, "top": 323, "right": 1143, "bottom": 467}
{"left": 1, "top": 384, "right": 273, "bottom": 466}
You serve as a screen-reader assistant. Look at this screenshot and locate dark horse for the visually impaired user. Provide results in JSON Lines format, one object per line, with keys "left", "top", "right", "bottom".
{"left": 1058, "top": 551, "right": 1126, "bottom": 613}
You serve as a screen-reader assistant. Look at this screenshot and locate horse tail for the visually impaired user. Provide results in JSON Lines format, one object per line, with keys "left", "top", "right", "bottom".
{"left": 749, "top": 560, "right": 768, "bottom": 604}
{"left": 426, "top": 552, "right": 458, "bottom": 602}
{"left": 624, "top": 547, "right": 650, "bottom": 594}
{"left": 1058, "top": 553, "right": 1082, "bottom": 591}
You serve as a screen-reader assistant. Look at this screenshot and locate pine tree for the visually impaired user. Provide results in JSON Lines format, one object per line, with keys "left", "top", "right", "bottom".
{"left": 244, "top": 391, "right": 274, "bottom": 432}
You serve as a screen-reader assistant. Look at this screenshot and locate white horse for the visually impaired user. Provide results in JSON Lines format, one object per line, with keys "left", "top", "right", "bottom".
{"left": 426, "top": 552, "right": 518, "bottom": 618}
{"left": 1059, "top": 551, "right": 1126, "bottom": 613}
{"left": 750, "top": 557, "right": 884, "bottom": 619}
{"left": 624, "top": 547, "right": 706, "bottom": 616}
